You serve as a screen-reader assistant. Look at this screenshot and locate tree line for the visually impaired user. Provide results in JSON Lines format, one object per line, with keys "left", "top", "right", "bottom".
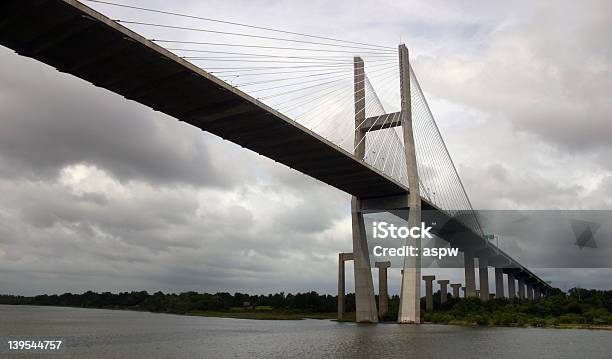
{"left": 2, "top": 288, "right": 612, "bottom": 326}
{"left": 0, "top": 291, "right": 350, "bottom": 314}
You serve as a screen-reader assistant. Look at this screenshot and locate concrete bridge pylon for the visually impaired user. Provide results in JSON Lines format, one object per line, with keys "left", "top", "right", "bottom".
{"left": 351, "top": 56, "right": 378, "bottom": 323}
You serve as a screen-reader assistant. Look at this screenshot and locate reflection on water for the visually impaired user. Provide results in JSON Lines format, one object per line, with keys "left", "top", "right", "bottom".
{"left": 1, "top": 305, "right": 610, "bottom": 358}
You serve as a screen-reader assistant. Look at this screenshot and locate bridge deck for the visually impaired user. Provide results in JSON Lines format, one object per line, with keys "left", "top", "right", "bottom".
{"left": 0, "top": 0, "right": 408, "bottom": 199}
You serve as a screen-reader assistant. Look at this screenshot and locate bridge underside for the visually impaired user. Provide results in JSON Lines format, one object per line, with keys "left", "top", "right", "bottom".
{"left": 0, "top": 0, "right": 408, "bottom": 199}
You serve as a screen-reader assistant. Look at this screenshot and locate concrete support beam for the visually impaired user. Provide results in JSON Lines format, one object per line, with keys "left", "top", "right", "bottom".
{"left": 337, "top": 252, "right": 354, "bottom": 320}
{"left": 478, "top": 256, "right": 490, "bottom": 300}
{"left": 375, "top": 261, "right": 391, "bottom": 318}
{"left": 397, "top": 44, "right": 422, "bottom": 324}
{"left": 438, "top": 280, "right": 450, "bottom": 304}
{"left": 450, "top": 284, "right": 462, "bottom": 298}
{"left": 464, "top": 250, "right": 477, "bottom": 297}
{"left": 359, "top": 112, "right": 402, "bottom": 132}
{"left": 517, "top": 277, "right": 525, "bottom": 299}
{"left": 423, "top": 275, "right": 436, "bottom": 311}
{"left": 494, "top": 268, "right": 504, "bottom": 299}
{"left": 507, "top": 272, "right": 516, "bottom": 300}
{"left": 351, "top": 56, "right": 378, "bottom": 323}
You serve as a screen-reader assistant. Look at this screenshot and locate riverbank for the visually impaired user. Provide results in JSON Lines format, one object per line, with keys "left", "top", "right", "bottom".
{"left": 424, "top": 319, "right": 612, "bottom": 330}
{"left": 184, "top": 310, "right": 612, "bottom": 329}
{"left": 180, "top": 310, "right": 612, "bottom": 329}
{"left": 186, "top": 310, "right": 337, "bottom": 320}
{"left": 2, "top": 303, "right": 610, "bottom": 329}
{"left": 2, "top": 288, "right": 611, "bottom": 329}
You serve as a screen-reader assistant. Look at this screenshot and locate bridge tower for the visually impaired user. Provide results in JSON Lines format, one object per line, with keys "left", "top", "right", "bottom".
{"left": 351, "top": 45, "right": 422, "bottom": 323}
{"left": 351, "top": 56, "right": 379, "bottom": 323}
{"left": 396, "top": 44, "right": 422, "bottom": 324}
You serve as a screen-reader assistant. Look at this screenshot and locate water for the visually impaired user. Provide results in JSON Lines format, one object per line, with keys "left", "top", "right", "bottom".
{"left": 0, "top": 305, "right": 610, "bottom": 358}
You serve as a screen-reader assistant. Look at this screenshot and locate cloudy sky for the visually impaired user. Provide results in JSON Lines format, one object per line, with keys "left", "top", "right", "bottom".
{"left": 1, "top": 0, "right": 611, "bottom": 296}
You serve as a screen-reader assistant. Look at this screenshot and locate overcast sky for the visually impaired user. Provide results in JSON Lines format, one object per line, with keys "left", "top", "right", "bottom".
{"left": 1, "top": 0, "right": 611, "bottom": 296}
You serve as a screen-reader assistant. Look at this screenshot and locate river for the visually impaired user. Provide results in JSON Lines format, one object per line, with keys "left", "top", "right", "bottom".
{"left": 0, "top": 305, "right": 610, "bottom": 358}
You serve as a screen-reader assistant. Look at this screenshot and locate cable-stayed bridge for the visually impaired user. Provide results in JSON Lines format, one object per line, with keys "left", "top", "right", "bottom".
{"left": 0, "top": 0, "right": 551, "bottom": 323}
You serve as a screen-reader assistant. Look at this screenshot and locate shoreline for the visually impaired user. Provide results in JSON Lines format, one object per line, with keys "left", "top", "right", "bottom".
{"left": 3, "top": 304, "right": 611, "bottom": 330}
{"left": 422, "top": 320, "right": 612, "bottom": 331}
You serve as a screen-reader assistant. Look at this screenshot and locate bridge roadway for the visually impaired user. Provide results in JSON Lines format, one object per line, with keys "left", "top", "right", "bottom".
{"left": 0, "top": 0, "right": 551, "bottom": 291}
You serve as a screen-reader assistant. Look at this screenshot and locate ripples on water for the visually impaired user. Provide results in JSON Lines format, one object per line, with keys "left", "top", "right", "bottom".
{"left": 1, "top": 305, "right": 610, "bottom": 358}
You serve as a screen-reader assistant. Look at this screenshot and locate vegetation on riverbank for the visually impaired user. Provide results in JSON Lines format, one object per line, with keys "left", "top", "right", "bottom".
{"left": 2, "top": 288, "right": 611, "bottom": 328}
{"left": 187, "top": 309, "right": 336, "bottom": 320}
{"left": 0, "top": 290, "right": 343, "bottom": 317}
{"left": 420, "top": 288, "right": 612, "bottom": 329}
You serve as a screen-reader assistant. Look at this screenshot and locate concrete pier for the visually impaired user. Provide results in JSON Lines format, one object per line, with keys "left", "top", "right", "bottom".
{"left": 495, "top": 268, "right": 504, "bottom": 299}
{"left": 423, "top": 275, "right": 436, "bottom": 311}
{"left": 517, "top": 277, "right": 525, "bottom": 299}
{"left": 438, "top": 280, "right": 449, "bottom": 304}
{"left": 375, "top": 261, "right": 391, "bottom": 318}
{"left": 478, "top": 256, "right": 489, "bottom": 300}
{"left": 337, "top": 252, "right": 354, "bottom": 320}
{"left": 507, "top": 272, "right": 516, "bottom": 300}
{"left": 527, "top": 283, "right": 534, "bottom": 300}
{"left": 464, "top": 250, "right": 477, "bottom": 297}
{"left": 450, "top": 284, "right": 462, "bottom": 298}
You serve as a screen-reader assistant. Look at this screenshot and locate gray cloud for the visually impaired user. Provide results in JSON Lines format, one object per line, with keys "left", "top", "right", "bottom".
{"left": 413, "top": 0, "right": 612, "bottom": 153}
{"left": 0, "top": 47, "right": 238, "bottom": 188}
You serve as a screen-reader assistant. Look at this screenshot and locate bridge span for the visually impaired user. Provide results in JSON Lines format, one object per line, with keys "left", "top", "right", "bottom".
{"left": 0, "top": 0, "right": 552, "bottom": 323}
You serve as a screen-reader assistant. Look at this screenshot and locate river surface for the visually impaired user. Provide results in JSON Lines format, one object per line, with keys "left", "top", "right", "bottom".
{"left": 0, "top": 305, "right": 610, "bottom": 358}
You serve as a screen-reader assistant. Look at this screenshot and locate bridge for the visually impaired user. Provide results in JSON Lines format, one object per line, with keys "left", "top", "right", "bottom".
{"left": 0, "top": 0, "right": 552, "bottom": 323}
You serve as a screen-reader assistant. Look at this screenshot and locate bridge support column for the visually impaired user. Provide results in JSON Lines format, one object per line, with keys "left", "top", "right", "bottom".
{"left": 397, "top": 44, "right": 422, "bottom": 324}
{"left": 478, "top": 256, "right": 489, "bottom": 300}
{"left": 438, "top": 280, "right": 449, "bottom": 304}
{"left": 495, "top": 268, "right": 504, "bottom": 299}
{"left": 517, "top": 277, "right": 525, "bottom": 299}
{"left": 450, "top": 283, "right": 462, "bottom": 298}
{"left": 534, "top": 286, "right": 541, "bottom": 300}
{"left": 375, "top": 261, "right": 391, "bottom": 318}
{"left": 352, "top": 56, "right": 378, "bottom": 323}
{"left": 423, "top": 275, "right": 436, "bottom": 311}
{"left": 507, "top": 272, "right": 516, "bottom": 300}
{"left": 337, "top": 252, "right": 354, "bottom": 320}
{"left": 526, "top": 283, "right": 534, "bottom": 300}
{"left": 464, "top": 250, "right": 477, "bottom": 297}
{"left": 351, "top": 199, "right": 378, "bottom": 322}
